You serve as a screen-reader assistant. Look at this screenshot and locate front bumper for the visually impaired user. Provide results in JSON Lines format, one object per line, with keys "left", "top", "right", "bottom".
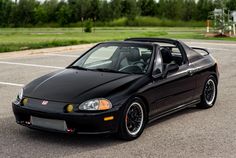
{"left": 12, "top": 101, "right": 122, "bottom": 134}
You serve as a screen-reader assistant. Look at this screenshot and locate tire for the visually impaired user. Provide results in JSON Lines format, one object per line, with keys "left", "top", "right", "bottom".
{"left": 197, "top": 75, "right": 217, "bottom": 109}
{"left": 118, "top": 98, "right": 147, "bottom": 141}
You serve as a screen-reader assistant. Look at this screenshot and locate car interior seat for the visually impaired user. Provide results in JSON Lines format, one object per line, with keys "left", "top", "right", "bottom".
{"left": 119, "top": 48, "right": 142, "bottom": 69}
{"left": 161, "top": 48, "right": 173, "bottom": 64}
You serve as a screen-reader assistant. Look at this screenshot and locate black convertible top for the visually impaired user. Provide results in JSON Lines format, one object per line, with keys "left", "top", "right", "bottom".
{"left": 125, "top": 38, "right": 179, "bottom": 45}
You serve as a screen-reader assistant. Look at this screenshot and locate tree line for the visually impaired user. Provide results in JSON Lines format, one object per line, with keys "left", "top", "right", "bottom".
{"left": 0, "top": 0, "right": 236, "bottom": 27}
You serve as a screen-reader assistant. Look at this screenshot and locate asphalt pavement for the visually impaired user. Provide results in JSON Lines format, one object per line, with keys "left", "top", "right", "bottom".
{"left": 0, "top": 40, "right": 235, "bottom": 158}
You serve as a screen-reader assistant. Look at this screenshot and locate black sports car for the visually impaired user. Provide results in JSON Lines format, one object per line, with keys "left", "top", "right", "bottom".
{"left": 12, "top": 38, "right": 219, "bottom": 140}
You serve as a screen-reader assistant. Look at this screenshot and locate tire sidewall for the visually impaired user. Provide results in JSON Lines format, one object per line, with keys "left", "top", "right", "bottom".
{"left": 201, "top": 75, "right": 218, "bottom": 108}
{"left": 119, "top": 98, "right": 147, "bottom": 140}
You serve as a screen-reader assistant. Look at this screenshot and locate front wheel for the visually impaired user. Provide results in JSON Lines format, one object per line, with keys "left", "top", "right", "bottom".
{"left": 197, "top": 75, "right": 217, "bottom": 109}
{"left": 118, "top": 99, "right": 147, "bottom": 140}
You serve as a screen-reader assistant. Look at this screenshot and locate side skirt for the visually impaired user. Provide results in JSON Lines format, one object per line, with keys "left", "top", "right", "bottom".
{"left": 148, "top": 99, "right": 201, "bottom": 124}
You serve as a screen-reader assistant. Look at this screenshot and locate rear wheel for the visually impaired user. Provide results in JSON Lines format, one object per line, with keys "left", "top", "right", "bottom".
{"left": 197, "top": 75, "right": 217, "bottom": 109}
{"left": 118, "top": 99, "right": 147, "bottom": 140}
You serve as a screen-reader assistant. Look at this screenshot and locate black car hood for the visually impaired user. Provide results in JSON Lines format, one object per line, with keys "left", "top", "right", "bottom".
{"left": 24, "top": 69, "right": 142, "bottom": 103}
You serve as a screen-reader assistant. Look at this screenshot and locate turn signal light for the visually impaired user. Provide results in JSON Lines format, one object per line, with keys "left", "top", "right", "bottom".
{"left": 22, "top": 98, "right": 28, "bottom": 106}
{"left": 104, "top": 116, "right": 114, "bottom": 121}
{"left": 98, "top": 100, "right": 111, "bottom": 110}
{"left": 66, "top": 104, "right": 74, "bottom": 113}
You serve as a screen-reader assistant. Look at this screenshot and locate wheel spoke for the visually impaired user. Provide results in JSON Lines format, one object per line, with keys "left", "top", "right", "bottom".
{"left": 125, "top": 102, "right": 144, "bottom": 136}
{"left": 204, "top": 79, "right": 216, "bottom": 105}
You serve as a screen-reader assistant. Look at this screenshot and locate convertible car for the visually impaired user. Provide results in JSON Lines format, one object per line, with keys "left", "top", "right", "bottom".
{"left": 12, "top": 38, "right": 219, "bottom": 140}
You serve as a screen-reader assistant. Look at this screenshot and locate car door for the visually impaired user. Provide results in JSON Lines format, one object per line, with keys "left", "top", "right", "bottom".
{"left": 146, "top": 44, "right": 197, "bottom": 118}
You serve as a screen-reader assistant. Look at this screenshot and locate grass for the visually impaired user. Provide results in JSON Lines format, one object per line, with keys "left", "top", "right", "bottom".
{"left": 68, "top": 17, "right": 205, "bottom": 27}
{"left": 112, "top": 17, "right": 205, "bottom": 27}
{"left": 32, "top": 17, "right": 206, "bottom": 27}
{"left": 0, "top": 27, "right": 235, "bottom": 53}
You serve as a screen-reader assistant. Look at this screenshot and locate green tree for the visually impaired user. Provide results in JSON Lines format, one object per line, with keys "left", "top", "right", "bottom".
{"left": 0, "top": 0, "right": 14, "bottom": 26}
{"left": 34, "top": 5, "right": 48, "bottom": 24}
{"left": 99, "top": 0, "right": 112, "bottom": 21}
{"left": 15, "top": 0, "right": 39, "bottom": 26}
{"left": 214, "top": 0, "right": 227, "bottom": 8}
{"left": 196, "top": 0, "right": 214, "bottom": 20}
{"left": 158, "top": 0, "right": 184, "bottom": 20}
{"left": 158, "top": 0, "right": 168, "bottom": 18}
{"left": 226, "top": 0, "right": 236, "bottom": 10}
{"left": 88, "top": 0, "right": 100, "bottom": 20}
{"left": 173, "top": 0, "right": 185, "bottom": 20}
{"left": 182, "top": 0, "right": 197, "bottom": 21}
{"left": 56, "top": 1, "right": 72, "bottom": 26}
{"left": 121, "top": 0, "right": 139, "bottom": 20}
{"left": 0, "top": 0, "right": 223, "bottom": 27}
{"left": 110, "top": 0, "right": 122, "bottom": 19}
{"left": 138, "top": 0, "right": 156, "bottom": 16}
{"left": 68, "top": 0, "right": 91, "bottom": 22}
{"left": 68, "top": 0, "right": 78, "bottom": 22}
{"left": 43, "top": 0, "right": 58, "bottom": 23}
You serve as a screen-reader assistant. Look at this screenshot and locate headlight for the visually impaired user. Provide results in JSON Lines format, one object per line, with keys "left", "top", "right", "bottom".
{"left": 79, "top": 98, "right": 112, "bottom": 111}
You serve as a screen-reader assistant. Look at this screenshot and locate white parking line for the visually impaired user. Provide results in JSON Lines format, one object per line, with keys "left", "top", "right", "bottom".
{"left": 0, "top": 81, "right": 23, "bottom": 87}
{"left": 45, "top": 53, "right": 79, "bottom": 58}
{"left": 187, "top": 41, "right": 236, "bottom": 46}
{"left": 207, "top": 48, "right": 229, "bottom": 51}
{"left": 0, "top": 61, "right": 64, "bottom": 69}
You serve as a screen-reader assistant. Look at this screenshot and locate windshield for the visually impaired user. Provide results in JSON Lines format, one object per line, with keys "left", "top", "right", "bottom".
{"left": 71, "top": 43, "right": 153, "bottom": 74}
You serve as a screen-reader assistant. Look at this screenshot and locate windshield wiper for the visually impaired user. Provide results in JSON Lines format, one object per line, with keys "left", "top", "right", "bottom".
{"left": 94, "top": 68, "right": 132, "bottom": 74}
{"left": 67, "top": 65, "right": 89, "bottom": 71}
{"left": 68, "top": 66, "right": 133, "bottom": 74}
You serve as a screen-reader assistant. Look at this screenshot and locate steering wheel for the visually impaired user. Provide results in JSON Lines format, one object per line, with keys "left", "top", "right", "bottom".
{"left": 133, "top": 61, "right": 147, "bottom": 67}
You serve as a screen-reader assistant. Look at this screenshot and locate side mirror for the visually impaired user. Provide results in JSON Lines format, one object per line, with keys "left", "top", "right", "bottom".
{"left": 162, "top": 63, "right": 179, "bottom": 78}
{"left": 152, "top": 68, "right": 162, "bottom": 79}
